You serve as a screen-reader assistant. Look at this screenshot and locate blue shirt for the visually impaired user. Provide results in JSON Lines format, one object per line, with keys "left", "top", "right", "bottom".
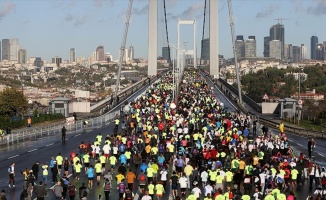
{"left": 243, "top": 129, "right": 249, "bottom": 137}
{"left": 49, "top": 159, "right": 55, "bottom": 168}
{"left": 119, "top": 154, "right": 127, "bottom": 164}
{"left": 140, "top": 163, "right": 148, "bottom": 173}
{"left": 87, "top": 168, "right": 94, "bottom": 178}
{"left": 158, "top": 156, "right": 165, "bottom": 164}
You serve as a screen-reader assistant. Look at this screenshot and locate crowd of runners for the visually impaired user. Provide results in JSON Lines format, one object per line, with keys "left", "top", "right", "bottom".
{"left": 5, "top": 69, "right": 325, "bottom": 200}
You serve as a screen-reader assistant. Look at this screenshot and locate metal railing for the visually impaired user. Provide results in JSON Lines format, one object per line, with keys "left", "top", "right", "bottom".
{"left": 0, "top": 110, "right": 120, "bottom": 147}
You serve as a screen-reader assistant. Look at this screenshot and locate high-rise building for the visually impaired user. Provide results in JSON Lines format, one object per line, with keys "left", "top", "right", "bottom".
{"left": 96, "top": 46, "right": 105, "bottom": 61}
{"left": 301, "top": 44, "right": 307, "bottom": 60}
{"left": 310, "top": 36, "right": 318, "bottom": 59}
{"left": 2, "top": 39, "right": 10, "bottom": 61}
{"left": 10, "top": 38, "right": 20, "bottom": 62}
{"left": 34, "top": 57, "right": 44, "bottom": 68}
{"left": 0, "top": 41, "right": 1, "bottom": 61}
{"left": 269, "top": 40, "right": 282, "bottom": 60}
{"left": 162, "top": 47, "right": 171, "bottom": 62}
{"left": 201, "top": 38, "right": 210, "bottom": 62}
{"left": 124, "top": 48, "right": 129, "bottom": 62}
{"left": 245, "top": 36, "right": 256, "bottom": 57}
{"left": 316, "top": 44, "right": 324, "bottom": 60}
{"left": 292, "top": 46, "right": 301, "bottom": 63}
{"left": 270, "top": 23, "right": 285, "bottom": 59}
{"left": 52, "top": 56, "right": 62, "bottom": 66}
{"left": 105, "top": 52, "right": 113, "bottom": 62}
{"left": 69, "top": 48, "right": 76, "bottom": 63}
{"left": 128, "top": 45, "right": 134, "bottom": 61}
{"left": 263, "top": 36, "right": 270, "bottom": 57}
{"left": 284, "top": 44, "right": 293, "bottom": 62}
{"left": 18, "top": 49, "right": 27, "bottom": 64}
{"left": 235, "top": 35, "right": 245, "bottom": 59}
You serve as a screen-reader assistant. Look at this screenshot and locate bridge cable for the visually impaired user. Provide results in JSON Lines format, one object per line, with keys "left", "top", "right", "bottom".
{"left": 200, "top": 0, "right": 207, "bottom": 64}
{"left": 163, "top": 0, "right": 171, "bottom": 63}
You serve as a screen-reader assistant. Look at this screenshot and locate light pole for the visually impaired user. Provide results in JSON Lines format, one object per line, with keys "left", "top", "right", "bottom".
{"left": 169, "top": 43, "right": 178, "bottom": 103}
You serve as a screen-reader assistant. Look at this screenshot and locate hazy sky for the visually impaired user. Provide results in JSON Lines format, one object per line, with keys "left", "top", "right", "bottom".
{"left": 0, "top": 0, "right": 325, "bottom": 62}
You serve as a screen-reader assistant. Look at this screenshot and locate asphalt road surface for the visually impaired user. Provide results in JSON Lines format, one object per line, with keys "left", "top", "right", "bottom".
{"left": 0, "top": 74, "right": 325, "bottom": 200}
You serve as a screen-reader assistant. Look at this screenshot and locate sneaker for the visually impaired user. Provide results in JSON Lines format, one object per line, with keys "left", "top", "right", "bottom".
{"left": 8, "top": 184, "right": 11, "bottom": 188}
{"left": 13, "top": 185, "right": 15, "bottom": 187}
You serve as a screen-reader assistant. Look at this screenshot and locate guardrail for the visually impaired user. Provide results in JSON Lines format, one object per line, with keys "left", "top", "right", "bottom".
{"left": 91, "top": 77, "right": 151, "bottom": 113}
{"left": 0, "top": 110, "right": 120, "bottom": 147}
{"left": 258, "top": 117, "right": 325, "bottom": 139}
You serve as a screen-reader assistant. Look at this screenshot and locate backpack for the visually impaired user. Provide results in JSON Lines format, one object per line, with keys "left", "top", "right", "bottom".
{"left": 68, "top": 185, "right": 76, "bottom": 196}
{"left": 8, "top": 167, "right": 11, "bottom": 173}
{"left": 118, "top": 183, "right": 126, "bottom": 193}
{"left": 125, "top": 191, "right": 132, "bottom": 200}
{"left": 104, "top": 181, "right": 111, "bottom": 191}
{"left": 277, "top": 176, "right": 284, "bottom": 184}
{"left": 63, "top": 178, "right": 69, "bottom": 186}
{"left": 257, "top": 192, "right": 263, "bottom": 199}
{"left": 139, "top": 174, "right": 146, "bottom": 182}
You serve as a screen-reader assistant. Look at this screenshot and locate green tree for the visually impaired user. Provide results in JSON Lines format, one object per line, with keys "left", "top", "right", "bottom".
{"left": 0, "top": 88, "right": 28, "bottom": 116}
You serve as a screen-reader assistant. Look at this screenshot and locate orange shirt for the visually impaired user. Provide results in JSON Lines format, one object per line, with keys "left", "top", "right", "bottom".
{"left": 126, "top": 172, "right": 136, "bottom": 183}
{"left": 145, "top": 145, "right": 152, "bottom": 153}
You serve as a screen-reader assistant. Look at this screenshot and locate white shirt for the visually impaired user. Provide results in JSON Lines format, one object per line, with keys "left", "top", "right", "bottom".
{"left": 201, "top": 171, "right": 208, "bottom": 182}
{"left": 113, "top": 146, "right": 118, "bottom": 154}
{"left": 141, "top": 195, "right": 152, "bottom": 200}
{"left": 252, "top": 192, "right": 262, "bottom": 200}
{"left": 102, "top": 144, "right": 111, "bottom": 154}
{"left": 179, "top": 176, "right": 188, "bottom": 188}
{"left": 160, "top": 170, "right": 168, "bottom": 181}
{"left": 204, "top": 185, "right": 213, "bottom": 196}
{"left": 192, "top": 187, "right": 201, "bottom": 198}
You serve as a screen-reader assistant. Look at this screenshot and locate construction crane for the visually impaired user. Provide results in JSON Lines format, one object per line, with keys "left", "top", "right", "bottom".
{"left": 227, "top": 0, "right": 243, "bottom": 105}
{"left": 114, "top": 0, "right": 133, "bottom": 102}
{"left": 274, "top": 18, "right": 289, "bottom": 25}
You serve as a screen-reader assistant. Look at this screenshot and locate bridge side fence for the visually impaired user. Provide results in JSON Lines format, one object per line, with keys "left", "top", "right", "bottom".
{"left": 201, "top": 70, "right": 325, "bottom": 139}
{"left": 0, "top": 70, "right": 169, "bottom": 147}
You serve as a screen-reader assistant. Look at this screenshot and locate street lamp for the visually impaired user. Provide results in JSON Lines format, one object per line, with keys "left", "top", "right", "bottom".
{"left": 169, "top": 43, "right": 178, "bottom": 103}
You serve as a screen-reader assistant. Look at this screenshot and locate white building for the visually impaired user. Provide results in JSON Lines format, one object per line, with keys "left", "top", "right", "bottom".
{"left": 10, "top": 38, "right": 20, "bottom": 62}
{"left": 269, "top": 40, "right": 282, "bottom": 60}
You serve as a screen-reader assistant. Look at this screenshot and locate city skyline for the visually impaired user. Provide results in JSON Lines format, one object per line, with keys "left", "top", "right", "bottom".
{"left": 0, "top": 0, "right": 326, "bottom": 62}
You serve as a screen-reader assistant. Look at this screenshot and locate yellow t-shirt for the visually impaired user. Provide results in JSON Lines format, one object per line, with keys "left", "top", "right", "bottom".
{"left": 155, "top": 184, "right": 164, "bottom": 195}
{"left": 109, "top": 156, "right": 117, "bottom": 165}
{"left": 225, "top": 171, "right": 233, "bottom": 182}
{"left": 148, "top": 184, "right": 155, "bottom": 194}
{"left": 83, "top": 154, "right": 90, "bottom": 163}
{"left": 95, "top": 163, "right": 102, "bottom": 173}
{"left": 215, "top": 175, "right": 224, "bottom": 183}
{"left": 56, "top": 155, "right": 63, "bottom": 165}
{"left": 147, "top": 167, "right": 154, "bottom": 177}
{"left": 116, "top": 174, "right": 125, "bottom": 182}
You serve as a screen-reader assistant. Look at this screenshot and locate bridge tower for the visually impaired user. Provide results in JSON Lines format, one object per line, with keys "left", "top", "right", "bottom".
{"left": 210, "top": 0, "right": 219, "bottom": 79}
{"left": 148, "top": 0, "right": 219, "bottom": 77}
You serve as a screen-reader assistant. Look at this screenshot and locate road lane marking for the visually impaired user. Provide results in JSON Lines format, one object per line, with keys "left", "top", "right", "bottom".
{"left": 8, "top": 155, "right": 19, "bottom": 159}
{"left": 28, "top": 149, "right": 37, "bottom": 152}
{"left": 74, "top": 134, "right": 81, "bottom": 137}
{"left": 46, "top": 143, "right": 54, "bottom": 147}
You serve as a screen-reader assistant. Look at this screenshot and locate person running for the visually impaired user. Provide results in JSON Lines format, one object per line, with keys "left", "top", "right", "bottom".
{"left": 34, "top": 181, "right": 47, "bottom": 200}
{"left": 8, "top": 162, "right": 15, "bottom": 188}
{"left": 53, "top": 181, "right": 63, "bottom": 200}
{"left": 103, "top": 178, "right": 111, "bottom": 200}
{"left": 67, "top": 181, "right": 77, "bottom": 200}
{"left": 56, "top": 153, "right": 64, "bottom": 175}
{"left": 94, "top": 160, "right": 102, "bottom": 185}
{"left": 86, "top": 165, "right": 95, "bottom": 189}
{"left": 62, "top": 126, "right": 67, "bottom": 141}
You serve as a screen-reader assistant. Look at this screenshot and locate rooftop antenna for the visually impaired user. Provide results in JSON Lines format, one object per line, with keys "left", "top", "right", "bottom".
{"left": 274, "top": 18, "right": 289, "bottom": 25}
